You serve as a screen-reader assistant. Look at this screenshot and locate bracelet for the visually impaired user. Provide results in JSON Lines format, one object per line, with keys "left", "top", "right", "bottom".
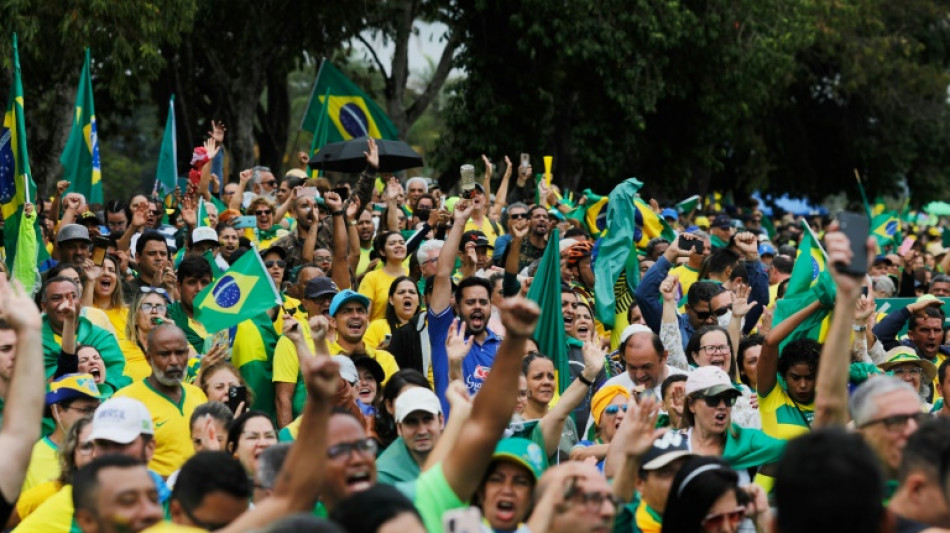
{"left": 852, "top": 324, "right": 867, "bottom": 332}
{"left": 330, "top": 210, "right": 345, "bottom": 217}
{"left": 347, "top": 220, "right": 358, "bottom": 227}
{"left": 579, "top": 375, "right": 594, "bottom": 387}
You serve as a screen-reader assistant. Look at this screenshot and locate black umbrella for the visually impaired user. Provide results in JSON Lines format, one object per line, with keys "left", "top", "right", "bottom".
{"left": 308, "top": 136, "right": 423, "bottom": 174}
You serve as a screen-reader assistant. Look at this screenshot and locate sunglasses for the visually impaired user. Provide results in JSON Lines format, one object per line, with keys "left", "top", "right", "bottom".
{"left": 509, "top": 213, "right": 529, "bottom": 220}
{"left": 859, "top": 412, "right": 929, "bottom": 431}
{"left": 604, "top": 405, "right": 628, "bottom": 416}
{"left": 699, "top": 393, "right": 738, "bottom": 408}
{"left": 255, "top": 210, "right": 273, "bottom": 216}
{"left": 140, "top": 287, "right": 170, "bottom": 300}
{"left": 692, "top": 305, "right": 731, "bottom": 320}
{"left": 262, "top": 180, "right": 277, "bottom": 187}
{"left": 265, "top": 260, "right": 286, "bottom": 269}
{"left": 701, "top": 506, "right": 745, "bottom": 531}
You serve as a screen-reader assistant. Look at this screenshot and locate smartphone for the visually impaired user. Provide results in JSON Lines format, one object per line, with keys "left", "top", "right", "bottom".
{"left": 678, "top": 234, "right": 704, "bottom": 254}
{"left": 836, "top": 211, "right": 870, "bottom": 277}
{"left": 227, "top": 385, "right": 247, "bottom": 413}
{"left": 332, "top": 186, "right": 349, "bottom": 202}
{"left": 415, "top": 208, "right": 431, "bottom": 221}
{"left": 92, "top": 236, "right": 109, "bottom": 266}
{"left": 233, "top": 215, "right": 257, "bottom": 229}
{"left": 298, "top": 187, "right": 318, "bottom": 199}
{"left": 520, "top": 153, "right": 530, "bottom": 169}
{"left": 443, "top": 507, "right": 482, "bottom": 533}
{"left": 898, "top": 236, "right": 916, "bottom": 256}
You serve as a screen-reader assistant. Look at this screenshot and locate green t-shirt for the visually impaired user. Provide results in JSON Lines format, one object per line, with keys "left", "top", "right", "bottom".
{"left": 377, "top": 437, "right": 422, "bottom": 485}
{"left": 398, "top": 463, "right": 466, "bottom": 533}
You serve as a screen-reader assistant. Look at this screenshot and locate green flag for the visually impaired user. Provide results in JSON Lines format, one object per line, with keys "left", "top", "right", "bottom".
{"left": 1, "top": 33, "right": 46, "bottom": 293}
{"left": 202, "top": 250, "right": 224, "bottom": 281}
{"left": 526, "top": 228, "right": 571, "bottom": 394}
{"left": 300, "top": 60, "right": 398, "bottom": 142}
{"left": 676, "top": 195, "right": 700, "bottom": 215}
{"left": 308, "top": 88, "right": 331, "bottom": 179}
{"left": 155, "top": 96, "right": 177, "bottom": 196}
{"left": 60, "top": 48, "right": 103, "bottom": 205}
{"left": 196, "top": 198, "right": 209, "bottom": 227}
{"left": 773, "top": 270, "right": 836, "bottom": 351}
{"left": 194, "top": 247, "right": 281, "bottom": 333}
{"left": 785, "top": 221, "right": 826, "bottom": 298}
{"left": 593, "top": 178, "right": 645, "bottom": 330}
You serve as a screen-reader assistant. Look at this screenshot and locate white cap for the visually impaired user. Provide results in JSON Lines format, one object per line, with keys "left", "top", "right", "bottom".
{"left": 619, "top": 324, "right": 654, "bottom": 347}
{"left": 394, "top": 387, "right": 442, "bottom": 423}
{"left": 332, "top": 355, "right": 358, "bottom": 384}
{"left": 89, "top": 397, "right": 154, "bottom": 444}
{"left": 191, "top": 226, "right": 219, "bottom": 245}
{"left": 559, "top": 238, "right": 579, "bottom": 254}
{"left": 685, "top": 366, "right": 739, "bottom": 397}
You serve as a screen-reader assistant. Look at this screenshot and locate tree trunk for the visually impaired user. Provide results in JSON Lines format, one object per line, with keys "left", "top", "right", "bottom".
{"left": 256, "top": 66, "right": 291, "bottom": 176}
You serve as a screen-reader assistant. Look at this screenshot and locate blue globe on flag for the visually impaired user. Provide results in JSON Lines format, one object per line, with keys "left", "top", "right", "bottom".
{"left": 213, "top": 275, "right": 242, "bottom": 309}
{"left": 338, "top": 103, "right": 369, "bottom": 138}
{"left": 810, "top": 255, "right": 820, "bottom": 281}
{"left": 885, "top": 220, "right": 898, "bottom": 236}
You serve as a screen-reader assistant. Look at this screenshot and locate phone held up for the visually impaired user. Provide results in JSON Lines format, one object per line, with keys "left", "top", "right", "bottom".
{"left": 836, "top": 211, "right": 869, "bottom": 277}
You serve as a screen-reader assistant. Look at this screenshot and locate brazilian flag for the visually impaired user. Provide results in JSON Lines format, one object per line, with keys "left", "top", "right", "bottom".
{"left": 60, "top": 48, "right": 103, "bottom": 205}
{"left": 785, "top": 220, "right": 827, "bottom": 298}
{"left": 300, "top": 59, "right": 398, "bottom": 142}
{"left": 194, "top": 248, "right": 281, "bottom": 333}
{"left": 871, "top": 211, "right": 899, "bottom": 249}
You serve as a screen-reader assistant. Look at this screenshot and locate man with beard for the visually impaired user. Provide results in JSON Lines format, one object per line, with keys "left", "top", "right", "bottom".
{"left": 113, "top": 324, "right": 208, "bottom": 477}
{"left": 354, "top": 208, "right": 377, "bottom": 278}
{"left": 429, "top": 200, "right": 501, "bottom": 399}
{"left": 40, "top": 277, "right": 129, "bottom": 394}
{"left": 518, "top": 205, "right": 550, "bottom": 272}
{"left": 874, "top": 300, "right": 948, "bottom": 397}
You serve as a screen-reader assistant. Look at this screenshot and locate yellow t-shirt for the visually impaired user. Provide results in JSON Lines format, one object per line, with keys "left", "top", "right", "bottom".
{"left": 22, "top": 437, "right": 59, "bottom": 493}
{"left": 113, "top": 380, "right": 208, "bottom": 477}
{"left": 141, "top": 521, "right": 208, "bottom": 532}
{"left": 81, "top": 306, "right": 116, "bottom": 335}
{"left": 13, "top": 483, "right": 73, "bottom": 533}
{"left": 272, "top": 328, "right": 315, "bottom": 385}
{"left": 328, "top": 340, "right": 399, "bottom": 385}
{"left": 464, "top": 217, "right": 503, "bottom": 247}
{"left": 118, "top": 339, "right": 152, "bottom": 381}
{"left": 364, "top": 319, "right": 393, "bottom": 352}
{"left": 358, "top": 268, "right": 406, "bottom": 322}
{"left": 356, "top": 247, "right": 373, "bottom": 278}
{"left": 103, "top": 306, "right": 130, "bottom": 342}
{"left": 758, "top": 384, "right": 813, "bottom": 441}
{"left": 15, "top": 480, "right": 62, "bottom": 521}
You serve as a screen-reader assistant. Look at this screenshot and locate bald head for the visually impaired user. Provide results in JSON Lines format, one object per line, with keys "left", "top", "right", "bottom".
{"left": 146, "top": 323, "right": 187, "bottom": 353}
{"left": 624, "top": 332, "right": 669, "bottom": 390}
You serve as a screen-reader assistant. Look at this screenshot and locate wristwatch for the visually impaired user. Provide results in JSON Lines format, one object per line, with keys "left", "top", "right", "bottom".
{"left": 348, "top": 220, "right": 358, "bottom": 227}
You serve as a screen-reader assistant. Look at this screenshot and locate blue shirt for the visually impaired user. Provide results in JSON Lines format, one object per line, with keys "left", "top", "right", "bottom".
{"left": 429, "top": 305, "right": 501, "bottom": 415}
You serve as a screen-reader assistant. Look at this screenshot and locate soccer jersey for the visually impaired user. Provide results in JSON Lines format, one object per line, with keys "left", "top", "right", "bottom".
{"left": 22, "top": 437, "right": 59, "bottom": 492}
{"left": 758, "top": 383, "right": 813, "bottom": 441}
{"left": 358, "top": 268, "right": 407, "bottom": 322}
{"left": 117, "top": 338, "right": 152, "bottom": 381}
{"left": 114, "top": 380, "right": 208, "bottom": 477}
{"left": 231, "top": 317, "right": 280, "bottom": 419}
{"left": 272, "top": 328, "right": 316, "bottom": 420}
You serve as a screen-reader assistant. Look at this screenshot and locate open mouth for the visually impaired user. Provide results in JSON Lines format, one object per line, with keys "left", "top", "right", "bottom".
{"left": 402, "top": 299, "right": 415, "bottom": 311}
{"left": 90, "top": 367, "right": 102, "bottom": 381}
{"left": 469, "top": 312, "right": 485, "bottom": 328}
{"left": 495, "top": 501, "right": 517, "bottom": 523}
{"left": 709, "top": 356, "right": 725, "bottom": 369}
{"left": 563, "top": 315, "right": 574, "bottom": 328}
{"left": 714, "top": 412, "right": 728, "bottom": 424}
{"left": 99, "top": 278, "right": 112, "bottom": 290}
{"left": 576, "top": 323, "right": 590, "bottom": 336}
{"left": 345, "top": 471, "right": 373, "bottom": 492}
{"left": 346, "top": 320, "right": 363, "bottom": 334}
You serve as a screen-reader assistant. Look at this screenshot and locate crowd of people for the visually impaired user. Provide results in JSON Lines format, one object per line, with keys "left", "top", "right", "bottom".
{"left": 0, "top": 121, "right": 948, "bottom": 533}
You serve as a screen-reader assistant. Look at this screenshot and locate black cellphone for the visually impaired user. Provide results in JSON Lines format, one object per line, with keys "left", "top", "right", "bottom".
{"left": 92, "top": 236, "right": 109, "bottom": 266}
{"left": 332, "top": 186, "right": 350, "bottom": 201}
{"left": 678, "top": 234, "right": 704, "bottom": 254}
{"left": 227, "top": 385, "right": 247, "bottom": 413}
{"left": 836, "top": 211, "right": 870, "bottom": 277}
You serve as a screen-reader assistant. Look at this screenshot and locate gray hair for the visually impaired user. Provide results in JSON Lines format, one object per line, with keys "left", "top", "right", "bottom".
{"left": 250, "top": 166, "right": 271, "bottom": 186}
{"left": 688, "top": 228, "right": 709, "bottom": 239}
{"left": 502, "top": 202, "right": 529, "bottom": 227}
{"left": 256, "top": 442, "right": 292, "bottom": 490}
{"left": 417, "top": 239, "right": 445, "bottom": 265}
{"left": 41, "top": 276, "right": 82, "bottom": 303}
{"left": 931, "top": 274, "right": 950, "bottom": 292}
{"left": 406, "top": 177, "right": 428, "bottom": 192}
{"left": 850, "top": 376, "right": 918, "bottom": 426}
{"left": 871, "top": 275, "right": 896, "bottom": 297}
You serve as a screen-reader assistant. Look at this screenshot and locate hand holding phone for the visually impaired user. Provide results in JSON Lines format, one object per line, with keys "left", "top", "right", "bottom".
{"left": 836, "top": 211, "right": 870, "bottom": 277}
{"left": 227, "top": 385, "right": 247, "bottom": 414}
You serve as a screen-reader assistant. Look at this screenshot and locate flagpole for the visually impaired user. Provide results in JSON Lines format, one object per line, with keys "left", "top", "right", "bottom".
{"left": 299, "top": 57, "right": 328, "bottom": 131}
{"left": 23, "top": 174, "right": 29, "bottom": 205}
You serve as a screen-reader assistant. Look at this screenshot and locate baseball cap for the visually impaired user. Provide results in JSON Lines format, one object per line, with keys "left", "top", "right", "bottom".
{"left": 46, "top": 373, "right": 103, "bottom": 406}
{"left": 79, "top": 210, "right": 102, "bottom": 225}
{"left": 191, "top": 226, "right": 218, "bottom": 245}
{"left": 619, "top": 324, "right": 653, "bottom": 347}
{"left": 89, "top": 397, "right": 154, "bottom": 444}
{"left": 758, "top": 243, "right": 776, "bottom": 257}
{"left": 459, "top": 230, "right": 492, "bottom": 251}
{"left": 872, "top": 255, "right": 893, "bottom": 267}
{"left": 57, "top": 223, "right": 92, "bottom": 244}
{"left": 685, "top": 366, "right": 740, "bottom": 397}
{"left": 329, "top": 289, "right": 371, "bottom": 317}
{"left": 394, "top": 387, "right": 442, "bottom": 423}
{"left": 640, "top": 432, "right": 695, "bottom": 471}
{"left": 712, "top": 214, "right": 732, "bottom": 230}
{"left": 304, "top": 277, "right": 339, "bottom": 299}
{"left": 491, "top": 437, "right": 547, "bottom": 481}
{"left": 332, "top": 355, "right": 359, "bottom": 384}
{"left": 661, "top": 208, "right": 678, "bottom": 220}
{"left": 352, "top": 354, "right": 385, "bottom": 384}
{"left": 694, "top": 216, "right": 710, "bottom": 229}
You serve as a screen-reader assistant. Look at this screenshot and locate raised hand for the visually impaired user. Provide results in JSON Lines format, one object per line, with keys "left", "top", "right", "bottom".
{"left": 481, "top": 154, "right": 493, "bottom": 180}
{"left": 581, "top": 341, "right": 604, "bottom": 381}
{"left": 56, "top": 180, "right": 71, "bottom": 197}
{"left": 825, "top": 230, "right": 863, "bottom": 299}
{"left": 131, "top": 204, "right": 148, "bottom": 228}
{"left": 324, "top": 191, "right": 343, "bottom": 213}
{"left": 384, "top": 177, "right": 402, "bottom": 203}
{"left": 855, "top": 293, "right": 876, "bottom": 324}
{"left": 282, "top": 315, "right": 303, "bottom": 343}
{"left": 445, "top": 380, "right": 472, "bottom": 412}
{"left": 346, "top": 196, "right": 363, "bottom": 220}
{"left": 199, "top": 416, "right": 223, "bottom": 451}
{"left": 203, "top": 137, "right": 220, "bottom": 161}
{"left": 301, "top": 354, "right": 340, "bottom": 403}
{"left": 23, "top": 202, "right": 34, "bottom": 217}
{"left": 445, "top": 318, "right": 474, "bottom": 365}
{"left": 208, "top": 120, "right": 226, "bottom": 145}
{"left": 0, "top": 277, "right": 41, "bottom": 330}
{"left": 502, "top": 155, "right": 512, "bottom": 179}
{"left": 660, "top": 274, "right": 680, "bottom": 303}
{"left": 309, "top": 315, "right": 329, "bottom": 342}
{"left": 734, "top": 231, "right": 759, "bottom": 260}
{"left": 453, "top": 199, "right": 473, "bottom": 223}
{"left": 498, "top": 296, "right": 541, "bottom": 339}
{"left": 180, "top": 196, "right": 197, "bottom": 227}
{"left": 649, "top": 198, "right": 661, "bottom": 214}
{"left": 82, "top": 259, "right": 102, "bottom": 284}
{"left": 731, "top": 281, "right": 757, "bottom": 318}
{"left": 202, "top": 342, "right": 228, "bottom": 368}
{"left": 364, "top": 138, "right": 379, "bottom": 170}
{"left": 615, "top": 394, "right": 665, "bottom": 458}
{"left": 239, "top": 169, "right": 253, "bottom": 185}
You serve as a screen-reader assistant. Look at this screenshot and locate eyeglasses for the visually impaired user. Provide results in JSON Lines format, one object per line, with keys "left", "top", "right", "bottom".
{"left": 604, "top": 405, "right": 628, "bottom": 416}
{"left": 692, "top": 305, "right": 731, "bottom": 320}
{"left": 141, "top": 303, "right": 167, "bottom": 314}
{"left": 563, "top": 479, "right": 621, "bottom": 511}
{"left": 859, "top": 412, "right": 929, "bottom": 431}
{"left": 261, "top": 180, "right": 277, "bottom": 187}
{"left": 700, "top": 393, "right": 738, "bottom": 408}
{"left": 892, "top": 367, "right": 924, "bottom": 376}
{"left": 140, "top": 287, "right": 169, "bottom": 296}
{"left": 700, "top": 344, "right": 730, "bottom": 355}
{"left": 65, "top": 405, "right": 99, "bottom": 416}
{"left": 150, "top": 210, "right": 162, "bottom": 216}
{"left": 255, "top": 210, "right": 273, "bottom": 216}
{"left": 313, "top": 256, "right": 332, "bottom": 263}
{"left": 701, "top": 506, "right": 745, "bottom": 531}
{"left": 265, "top": 260, "right": 286, "bottom": 269}
{"left": 509, "top": 213, "right": 528, "bottom": 220}
{"left": 327, "top": 438, "right": 378, "bottom": 460}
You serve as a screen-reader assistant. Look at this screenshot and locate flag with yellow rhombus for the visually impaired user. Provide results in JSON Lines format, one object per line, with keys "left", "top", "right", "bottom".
{"left": 194, "top": 247, "right": 281, "bottom": 333}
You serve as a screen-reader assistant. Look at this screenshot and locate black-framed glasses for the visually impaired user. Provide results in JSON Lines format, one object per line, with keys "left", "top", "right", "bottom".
{"left": 859, "top": 412, "right": 929, "bottom": 431}
{"left": 700, "top": 393, "right": 738, "bottom": 408}
{"left": 261, "top": 180, "right": 277, "bottom": 187}
{"left": 327, "top": 438, "right": 378, "bottom": 460}
{"left": 65, "top": 405, "right": 99, "bottom": 416}
{"left": 692, "top": 305, "right": 731, "bottom": 320}
{"left": 265, "top": 260, "right": 286, "bottom": 269}
{"left": 700, "top": 344, "right": 730, "bottom": 355}
{"left": 509, "top": 213, "right": 529, "bottom": 220}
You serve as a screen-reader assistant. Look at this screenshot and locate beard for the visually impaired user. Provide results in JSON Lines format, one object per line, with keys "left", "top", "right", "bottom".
{"left": 153, "top": 366, "right": 184, "bottom": 387}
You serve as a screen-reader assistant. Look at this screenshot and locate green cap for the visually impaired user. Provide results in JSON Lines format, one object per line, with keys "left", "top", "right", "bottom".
{"left": 492, "top": 438, "right": 547, "bottom": 481}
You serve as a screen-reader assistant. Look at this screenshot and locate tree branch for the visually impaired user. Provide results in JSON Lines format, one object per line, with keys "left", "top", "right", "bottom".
{"left": 356, "top": 34, "right": 390, "bottom": 80}
{"left": 405, "top": 29, "right": 460, "bottom": 125}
